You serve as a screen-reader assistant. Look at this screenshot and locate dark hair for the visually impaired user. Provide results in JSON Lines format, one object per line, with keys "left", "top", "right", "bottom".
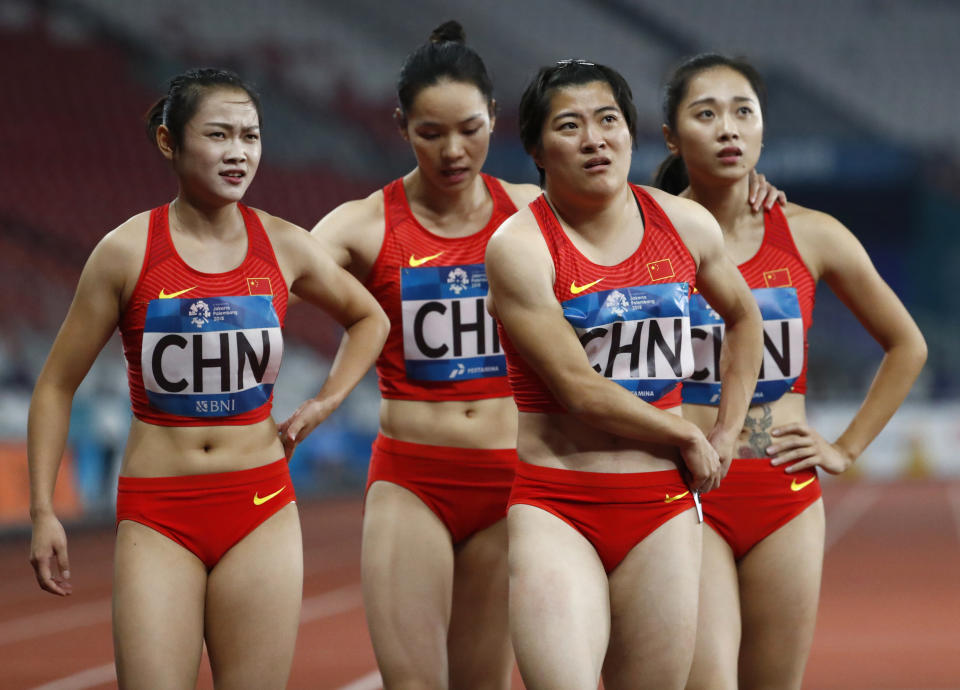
{"left": 654, "top": 54, "right": 766, "bottom": 194}
{"left": 518, "top": 60, "right": 638, "bottom": 186}
{"left": 145, "top": 68, "right": 262, "bottom": 149}
{"left": 396, "top": 20, "right": 494, "bottom": 115}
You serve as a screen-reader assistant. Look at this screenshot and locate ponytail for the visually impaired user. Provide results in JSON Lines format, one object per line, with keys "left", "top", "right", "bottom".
{"left": 652, "top": 154, "right": 689, "bottom": 195}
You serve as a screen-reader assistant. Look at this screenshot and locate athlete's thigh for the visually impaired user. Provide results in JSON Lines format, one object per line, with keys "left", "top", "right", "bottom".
{"left": 113, "top": 520, "right": 207, "bottom": 690}
{"left": 685, "top": 525, "right": 741, "bottom": 690}
{"left": 448, "top": 517, "right": 512, "bottom": 690}
{"left": 204, "top": 502, "right": 303, "bottom": 690}
{"left": 603, "top": 508, "right": 701, "bottom": 690}
{"left": 508, "top": 504, "right": 610, "bottom": 690}
{"left": 362, "top": 480, "right": 456, "bottom": 688}
{"left": 737, "top": 498, "right": 825, "bottom": 690}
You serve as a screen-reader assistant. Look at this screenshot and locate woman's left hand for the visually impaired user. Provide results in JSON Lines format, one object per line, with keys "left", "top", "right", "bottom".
{"left": 767, "top": 423, "right": 855, "bottom": 475}
{"left": 277, "top": 396, "right": 340, "bottom": 460}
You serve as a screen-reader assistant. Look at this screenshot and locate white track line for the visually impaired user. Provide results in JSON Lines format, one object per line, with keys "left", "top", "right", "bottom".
{"left": 26, "top": 584, "right": 364, "bottom": 690}
{"left": 30, "top": 663, "right": 115, "bottom": 690}
{"left": 823, "top": 484, "right": 882, "bottom": 554}
{"left": 335, "top": 670, "right": 383, "bottom": 690}
{"left": 0, "top": 598, "right": 111, "bottom": 646}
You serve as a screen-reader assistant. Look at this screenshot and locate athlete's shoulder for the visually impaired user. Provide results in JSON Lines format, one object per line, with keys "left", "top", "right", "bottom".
{"left": 781, "top": 201, "right": 846, "bottom": 237}
{"left": 487, "top": 206, "right": 550, "bottom": 268}
{"left": 493, "top": 179, "right": 541, "bottom": 210}
{"left": 311, "top": 189, "right": 385, "bottom": 236}
{"left": 638, "top": 184, "right": 715, "bottom": 225}
{"left": 96, "top": 210, "right": 151, "bottom": 263}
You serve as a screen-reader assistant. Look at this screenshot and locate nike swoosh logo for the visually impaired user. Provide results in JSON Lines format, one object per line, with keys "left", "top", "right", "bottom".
{"left": 409, "top": 252, "right": 444, "bottom": 267}
{"left": 253, "top": 487, "right": 286, "bottom": 506}
{"left": 159, "top": 286, "right": 197, "bottom": 299}
{"left": 570, "top": 278, "right": 603, "bottom": 294}
{"left": 790, "top": 477, "right": 816, "bottom": 492}
{"left": 664, "top": 490, "right": 690, "bottom": 503}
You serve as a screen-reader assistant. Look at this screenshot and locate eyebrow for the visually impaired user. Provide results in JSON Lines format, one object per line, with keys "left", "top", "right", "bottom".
{"left": 415, "top": 113, "right": 485, "bottom": 128}
{"left": 552, "top": 105, "right": 619, "bottom": 122}
{"left": 686, "top": 96, "right": 756, "bottom": 109}
{"left": 202, "top": 122, "right": 260, "bottom": 131}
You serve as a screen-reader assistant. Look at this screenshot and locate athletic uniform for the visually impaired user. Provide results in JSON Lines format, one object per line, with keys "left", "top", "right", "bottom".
{"left": 684, "top": 204, "right": 820, "bottom": 559}
{"left": 364, "top": 174, "right": 518, "bottom": 543}
{"left": 502, "top": 185, "right": 699, "bottom": 573}
{"left": 115, "top": 203, "right": 295, "bottom": 568}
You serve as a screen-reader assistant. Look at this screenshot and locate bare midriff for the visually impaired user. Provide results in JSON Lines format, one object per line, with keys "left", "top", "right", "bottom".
{"left": 121, "top": 416, "right": 285, "bottom": 477}
{"left": 684, "top": 392, "right": 807, "bottom": 459}
{"left": 379, "top": 396, "right": 518, "bottom": 450}
{"left": 516, "top": 408, "right": 684, "bottom": 474}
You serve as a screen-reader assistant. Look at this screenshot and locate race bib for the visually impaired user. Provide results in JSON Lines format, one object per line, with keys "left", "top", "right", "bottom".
{"left": 562, "top": 282, "right": 692, "bottom": 402}
{"left": 400, "top": 263, "right": 505, "bottom": 381}
{"left": 684, "top": 287, "right": 803, "bottom": 405}
{"left": 141, "top": 295, "right": 283, "bottom": 417}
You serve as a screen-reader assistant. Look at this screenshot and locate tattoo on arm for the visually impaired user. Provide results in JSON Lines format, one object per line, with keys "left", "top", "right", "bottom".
{"left": 739, "top": 404, "right": 773, "bottom": 458}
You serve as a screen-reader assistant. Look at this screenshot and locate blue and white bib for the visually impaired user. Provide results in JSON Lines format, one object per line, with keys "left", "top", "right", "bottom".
{"left": 562, "top": 282, "right": 693, "bottom": 402}
{"left": 400, "top": 263, "right": 506, "bottom": 382}
{"left": 684, "top": 287, "right": 803, "bottom": 405}
{"left": 141, "top": 295, "right": 283, "bottom": 417}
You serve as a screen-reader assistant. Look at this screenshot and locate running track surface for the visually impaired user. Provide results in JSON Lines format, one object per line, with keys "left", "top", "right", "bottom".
{"left": 2, "top": 480, "right": 959, "bottom": 689}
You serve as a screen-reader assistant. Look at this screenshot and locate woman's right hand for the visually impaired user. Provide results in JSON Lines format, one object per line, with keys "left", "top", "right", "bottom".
{"left": 678, "top": 428, "right": 722, "bottom": 494}
{"left": 30, "top": 512, "right": 72, "bottom": 596}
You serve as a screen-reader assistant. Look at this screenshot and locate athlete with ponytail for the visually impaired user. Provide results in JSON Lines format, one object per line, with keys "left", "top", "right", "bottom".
{"left": 27, "top": 68, "right": 387, "bottom": 688}
{"left": 655, "top": 54, "right": 926, "bottom": 689}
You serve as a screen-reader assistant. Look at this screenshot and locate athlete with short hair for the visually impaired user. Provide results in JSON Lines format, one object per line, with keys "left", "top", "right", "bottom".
{"left": 485, "top": 59, "right": 763, "bottom": 690}
{"left": 27, "top": 68, "right": 387, "bottom": 688}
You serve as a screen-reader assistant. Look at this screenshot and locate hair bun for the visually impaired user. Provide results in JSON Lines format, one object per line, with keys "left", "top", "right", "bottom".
{"left": 430, "top": 20, "right": 466, "bottom": 44}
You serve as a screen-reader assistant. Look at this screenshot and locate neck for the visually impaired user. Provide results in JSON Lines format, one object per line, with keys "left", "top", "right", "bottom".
{"left": 545, "top": 182, "right": 635, "bottom": 240}
{"left": 404, "top": 168, "right": 487, "bottom": 218}
{"left": 171, "top": 195, "right": 242, "bottom": 238}
{"left": 685, "top": 174, "right": 752, "bottom": 235}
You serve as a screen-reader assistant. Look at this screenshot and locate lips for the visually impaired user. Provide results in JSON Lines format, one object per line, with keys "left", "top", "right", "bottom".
{"left": 221, "top": 170, "right": 246, "bottom": 185}
{"left": 717, "top": 147, "right": 742, "bottom": 163}
{"left": 584, "top": 156, "right": 611, "bottom": 170}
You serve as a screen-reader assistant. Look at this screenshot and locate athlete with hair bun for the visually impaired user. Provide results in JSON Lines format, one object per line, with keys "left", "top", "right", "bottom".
{"left": 27, "top": 68, "right": 387, "bottom": 688}
{"left": 311, "top": 21, "right": 541, "bottom": 689}
{"left": 654, "top": 54, "right": 927, "bottom": 689}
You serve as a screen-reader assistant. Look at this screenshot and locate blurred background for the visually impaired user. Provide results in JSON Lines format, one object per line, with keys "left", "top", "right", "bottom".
{"left": 1, "top": 0, "right": 958, "bottom": 526}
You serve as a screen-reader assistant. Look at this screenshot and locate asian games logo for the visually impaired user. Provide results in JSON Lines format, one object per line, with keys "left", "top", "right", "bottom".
{"left": 603, "top": 290, "right": 629, "bottom": 318}
{"left": 447, "top": 267, "right": 470, "bottom": 294}
{"left": 189, "top": 300, "right": 211, "bottom": 328}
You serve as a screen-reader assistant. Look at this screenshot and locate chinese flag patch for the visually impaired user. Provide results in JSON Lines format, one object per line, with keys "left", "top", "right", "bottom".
{"left": 763, "top": 268, "right": 792, "bottom": 287}
{"left": 247, "top": 277, "right": 274, "bottom": 295}
{"left": 647, "top": 258, "right": 675, "bottom": 282}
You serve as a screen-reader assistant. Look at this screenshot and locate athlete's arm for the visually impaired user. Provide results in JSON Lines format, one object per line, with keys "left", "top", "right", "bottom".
{"left": 651, "top": 190, "right": 764, "bottom": 475}
{"left": 486, "top": 211, "right": 721, "bottom": 492}
{"left": 28, "top": 223, "right": 137, "bottom": 595}
{"left": 308, "top": 192, "right": 385, "bottom": 280}
{"left": 768, "top": 208, "right": 926, "bottom": 474}
{"left": 266, "top": 215, "right": 389, "bottom": 457}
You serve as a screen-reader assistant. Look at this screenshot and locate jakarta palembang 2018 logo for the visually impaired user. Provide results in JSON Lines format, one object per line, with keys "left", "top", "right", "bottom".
{"left": 446, "top": 267, "right": 470, "bottom": 295}
{"left": 603, "top": 290, "right": 629, "bottom": 318}
{"left": 189, "top": 300, "right": 211, "bottom": 328}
